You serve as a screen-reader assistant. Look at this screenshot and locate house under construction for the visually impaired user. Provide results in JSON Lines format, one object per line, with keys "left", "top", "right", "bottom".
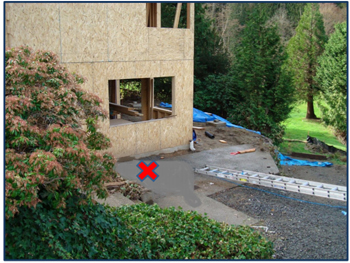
{"left": 5, "top": 3, "right": 195, "bottom": 158}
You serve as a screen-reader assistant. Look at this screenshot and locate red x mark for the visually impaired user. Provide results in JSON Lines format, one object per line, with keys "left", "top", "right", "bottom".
{"left": 137, "top": 161, "right": 159, "bottom": 181}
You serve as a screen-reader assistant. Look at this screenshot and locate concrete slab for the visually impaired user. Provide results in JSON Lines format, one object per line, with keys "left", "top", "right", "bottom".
{"left": 116, "top": 144, "right": 279, "bottom": 226}
{"left": 154, "top": 192, "right": 259, "bottom": 226}
{"left": 94, "top": 192, "right": 135, "bottom": 207}
{"left": 171, "top": 144, "right": 279, "bottom": 174}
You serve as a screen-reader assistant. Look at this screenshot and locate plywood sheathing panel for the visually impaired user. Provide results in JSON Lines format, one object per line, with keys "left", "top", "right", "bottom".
{"left": 134, "top": 61, "right": 161, "bottom": 78}
{"left": 109, "top": 124, "right": 137, "bottom": 157}
{"left": 135, "top": 120, "right": 162, "bottom": 154}
{"left": 108, "top": 3, "right": 148, "bottom": 62}
{"left": 64, "top": 63, "right": 94, "bottom": 93}
{"left": 184, "top": 29, "right": 194, "bottom": 59}
{"left": 6, "top": 3, "right": 194, "bottom": 158}
{"left": 148, "top": 28, "right": 185, "bottom": 61}
{"left": 60, "top": 3, "right": 108, "bottom": 63}
{"left": 5, "top": 3, "right": 60, "bottom": 54}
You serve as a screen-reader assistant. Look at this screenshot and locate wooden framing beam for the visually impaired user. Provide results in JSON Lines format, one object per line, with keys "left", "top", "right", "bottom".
{"left": 141, "top": 79, "right": 150, "bottom": 121}
{"left": 146, "top": 3, "right": 150, "bottom": 26}
{"left": 186, "top": 3, "right": 191, "bottom": 29}
{"left": 109, "top": 103, "right": 142, "bottom": 117}
{"left": 156, "top": 3, "right": 161, "bottom": 28}
{"left": 173, "top": 3, "right": 182, "bottom": 28}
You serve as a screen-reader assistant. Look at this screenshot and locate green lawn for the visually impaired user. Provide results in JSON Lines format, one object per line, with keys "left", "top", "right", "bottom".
{"left": 279, "top": 103, "right": 346, "bottom": 160}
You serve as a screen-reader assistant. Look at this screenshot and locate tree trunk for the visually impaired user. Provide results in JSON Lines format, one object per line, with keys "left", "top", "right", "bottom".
{"left": 306, "top": 94, "right": 317, "bottom": 119}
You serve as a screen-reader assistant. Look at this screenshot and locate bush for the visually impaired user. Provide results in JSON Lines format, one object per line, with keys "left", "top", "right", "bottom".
{"left": 116, "top": 203, "right": 274, "bottom": 259}
{"left": 5, "top": 193, "right": 130, "bottom": 259}
{"left": 5, "top": 46, "right": 116, "bottom": 218}
{"left": 6, "top": 198, "right": 274, "bottom": 259}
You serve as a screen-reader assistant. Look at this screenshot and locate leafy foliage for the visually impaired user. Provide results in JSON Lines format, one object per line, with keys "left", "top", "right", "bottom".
{"left": 5, "top": 46, "right": 116, "bottom": 218}
{"left": 193, "top": 3, "right": 230, "bottom": 82}
{"left": 285, "top": 3, "right": 327, "bottom": 119}
{"left": 6, "top": 198, "right": 274, "bottom": 259}
{"left": 5, "top": 193, "right": 130, "bottom": 259}
{"left": 194, "top": 74, "right": 234, "bottom": 118}
{"left": 228, "top": 7, "right": 294, "bottom": 143}
{"left": 192, "top": 4, "right": 231, "bottom": 114}
{"left": 315, "top": 22, "right": 347, "bottom": 140}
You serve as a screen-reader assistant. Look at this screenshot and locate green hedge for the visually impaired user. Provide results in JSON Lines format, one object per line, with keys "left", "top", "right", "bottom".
{"left": 6, "top": 195, "right": 273, "bottom": 259}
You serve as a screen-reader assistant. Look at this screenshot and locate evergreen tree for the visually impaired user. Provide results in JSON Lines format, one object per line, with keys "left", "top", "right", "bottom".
{"left": 286, "top": 3, "right": 327, "bottom": 119}
{"left": 193, "top": 3, "right": 230, "bottom": 82}
{"left": 228, "top": 6, "right": 294, "bottom": 143}
{"left": 315, "top": 22, "right": 347, "bottom": 140}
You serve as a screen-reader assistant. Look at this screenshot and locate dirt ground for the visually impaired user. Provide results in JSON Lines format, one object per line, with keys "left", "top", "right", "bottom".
{"left": 160, "top": 123, "right": 273, "bottom": 159}
{"left": 160, "top": 124, "right": 348, "bottom": 260}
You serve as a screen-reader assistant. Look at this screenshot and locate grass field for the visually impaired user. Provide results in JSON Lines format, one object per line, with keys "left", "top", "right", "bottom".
{"left": 279, "top": 103, "right": 346, "bottom": 164}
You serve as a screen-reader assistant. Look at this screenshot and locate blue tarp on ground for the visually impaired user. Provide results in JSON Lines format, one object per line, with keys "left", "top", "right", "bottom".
{"left": 160, "top": 102, "right": 261, "bottom": 134}
{"left": 278, "top": 152, "right": 333, "bottom": 167}
{"left": 211, "top": 113, "right": 261, "bottom": 135}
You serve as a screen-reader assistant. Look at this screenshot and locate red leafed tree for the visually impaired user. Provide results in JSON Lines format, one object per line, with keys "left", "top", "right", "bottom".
{"left": 5, "top": 46, "right": 116, "bottom": 218}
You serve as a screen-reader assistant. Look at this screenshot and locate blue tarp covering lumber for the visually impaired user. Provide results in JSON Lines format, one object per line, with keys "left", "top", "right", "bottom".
{"left": 160, "top": 102, "right": 261, "bottom": 134}
{"left": 278, "top": 152, "right": 333, "bottom": 167}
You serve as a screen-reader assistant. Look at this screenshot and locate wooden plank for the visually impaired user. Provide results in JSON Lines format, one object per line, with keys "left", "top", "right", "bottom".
{"left": 156, "top": 3, "right": 161, "bottom": 28}
{"left": 109, "top": 103, "right": 142, "bottom": 116}
{"left": 141, "top": 79, "right": 150, "bottom": 121}
{"left": 193, "top": 126, "right": 205, "bottom": 130}
{"left": 146, "top": 3, "right": 150, "bottom": 27}
{"left": 290, "top": 152, "right": 328, "bottom": 160}
{"left": 284, "top": 139, "right": 307, "bottom": 143}
{"left": 153, "top": 106, "right": 172, "bottom": 115}
{"left": 108, "top": 80, "right": 116, "bottom": 103}
{"left": 186, "top": 3, "right": 191, "bottom": 29}
{"left": 104, "top": 181, "right": 126, "bottom": 188}
{"left": 149, "top": 78, "right": 154, "bottom": 120}
{"left": 109, "top": 103, "right": 133, "bottom": 111}
{"left": 116, "top": 80, "right": 121, "bottom": 119}
{"left": 173, "top": 3, "right": 182, "bottom": 28}
{"left": 151, "top": 3, "right": 157, "bottom": 27}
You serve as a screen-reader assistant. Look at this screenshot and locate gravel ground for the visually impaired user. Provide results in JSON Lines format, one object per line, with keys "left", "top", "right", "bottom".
{"left": 209, "top": 165, "right": 348, "bottom": 260}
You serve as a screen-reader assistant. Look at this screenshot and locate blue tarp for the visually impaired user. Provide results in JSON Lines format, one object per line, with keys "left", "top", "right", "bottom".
{"left": 160, "top": 102, "right": 172, "bottom": 108}
{"left": 211, "top": 113, "right": 261, "bottom": 135}
{"left": 160, "top": 102, "right": 261, "bottom": 134}
{"left": 278, "top": 152, "right": 333, "bottom": 167}
{"left": 193, "top": 108, "right": 216, "bottom": 123}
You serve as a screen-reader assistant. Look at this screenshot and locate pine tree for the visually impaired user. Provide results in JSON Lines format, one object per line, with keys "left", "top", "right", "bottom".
{"left": 286, "top": 3, "right": 327, "bottom": 119}
{"left": 315, "top": 22, "right": 347, "bottom": 140}
{"left": 228, "top": 6, "right": 294, "bottom": 143}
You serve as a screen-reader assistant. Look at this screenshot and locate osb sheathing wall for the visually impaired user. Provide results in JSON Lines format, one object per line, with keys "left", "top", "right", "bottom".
{"left": 6, "top": 3, "right": 195, "bottom": 158}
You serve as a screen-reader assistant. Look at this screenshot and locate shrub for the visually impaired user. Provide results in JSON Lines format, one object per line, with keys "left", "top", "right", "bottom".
{"left": 5, "top": 193, "right": 131, "bottom": 259}
{"left": 116, "top": 203, "right": 274, "bottom": 259}
{"left": 5, "top": 46, "right": 116, "bottom": 218}
{"left": 6, "top": 199, "right": 274, "bottom": 259}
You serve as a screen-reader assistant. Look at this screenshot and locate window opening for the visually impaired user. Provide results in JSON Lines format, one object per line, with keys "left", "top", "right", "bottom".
{"left": 147, "top": 3, "right": 191, "bottom": 29}
{"left": 109, "top": 77, "right": 174, "bottom": 127}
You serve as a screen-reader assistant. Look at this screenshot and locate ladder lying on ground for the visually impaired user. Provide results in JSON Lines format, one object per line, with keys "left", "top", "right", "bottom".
{"left": 195, "top": 166, "right": 347, "bottom": 201}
